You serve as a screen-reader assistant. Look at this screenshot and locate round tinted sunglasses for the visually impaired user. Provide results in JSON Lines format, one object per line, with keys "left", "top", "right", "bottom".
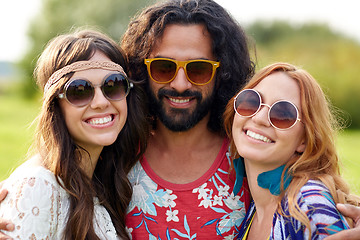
{"left": 234, "top": 89, "right": 301, "bottom": 130}
{"left": 144, "top": 58, "right": 220, "bottom": 86}
{"left": 58, "top": 73, "right": 133, "bottom": 107}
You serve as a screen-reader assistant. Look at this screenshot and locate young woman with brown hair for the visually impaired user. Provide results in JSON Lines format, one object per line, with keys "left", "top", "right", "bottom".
{"left": 0, "top": 29, "right": 148, "bottom": 239}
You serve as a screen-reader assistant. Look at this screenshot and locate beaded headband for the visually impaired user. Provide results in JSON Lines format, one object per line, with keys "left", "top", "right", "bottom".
{"left": 44, "top": 61, "right": 126, "bottom": 93}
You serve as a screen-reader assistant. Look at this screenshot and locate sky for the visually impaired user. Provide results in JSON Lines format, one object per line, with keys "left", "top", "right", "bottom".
{"left": 0, "top": 0, "right": 359, "bottom": 62}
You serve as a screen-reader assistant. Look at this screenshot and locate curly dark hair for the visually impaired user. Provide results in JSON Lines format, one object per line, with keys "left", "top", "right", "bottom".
{"left": 121, "top": 0, "right": 255, "bottom": 134}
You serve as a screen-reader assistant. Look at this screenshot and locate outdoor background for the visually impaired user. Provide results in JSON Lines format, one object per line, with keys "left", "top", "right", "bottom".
{"left": 0, "top": 0, "right": 359, "bottom": 195}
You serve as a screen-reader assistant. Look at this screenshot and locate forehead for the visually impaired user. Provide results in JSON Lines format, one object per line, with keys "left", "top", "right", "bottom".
{"left": 150, "top": 24, "right": 215, "bottom": 60}
{"left": 89, "top": 50, "right": 111, "bottom": 61}
{"left": 66, "top": 51, "right": 117, "bottom": 83}
{"left": 254, "top": 71, "right": 301, "bottom": 105}
{"left": 68, "top": 69, "right": 118, "bottom": 86}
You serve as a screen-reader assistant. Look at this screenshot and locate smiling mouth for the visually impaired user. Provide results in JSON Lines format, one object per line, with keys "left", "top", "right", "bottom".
{"left": 168, "top": 97, "right": 191, "bottom": 104}
{"left": 246, "top": 130, "right": 273, "bottom": 143}
{"left": 87, "top": 115, "right": 114, "bottom": 125}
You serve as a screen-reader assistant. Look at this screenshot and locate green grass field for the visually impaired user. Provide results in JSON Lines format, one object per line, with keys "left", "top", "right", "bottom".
{"left": 0, "top": 86, "right": 359, "bottom": 195}
{"left": 337, "top": 131, "right": 360, "bottom": 195}
{"left": 0, "top": 85, "right": 41, "bottom": 177}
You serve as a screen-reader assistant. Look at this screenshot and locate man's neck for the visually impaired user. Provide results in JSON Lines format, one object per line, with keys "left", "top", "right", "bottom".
{"left": 145, "top": 116, "right": 224, "bottom": 184}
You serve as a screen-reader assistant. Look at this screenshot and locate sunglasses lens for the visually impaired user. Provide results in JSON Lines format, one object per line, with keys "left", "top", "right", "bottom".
{"left": 66, "top": 79, "right": 93, "bottom": 106}
{"left": 270, "top": 101, "right": 298, "bottom": 129}
{"left": 235, "top": 90, "right": 261, "bottom": 117}
{"left": 150, "top": 59, "right": 177, "bottom": 83}
{"left": 186, "top": 61, "right": 213, "bottom": 84}
{"left": 103, "top": 73, "right": 129, "bottom": 100}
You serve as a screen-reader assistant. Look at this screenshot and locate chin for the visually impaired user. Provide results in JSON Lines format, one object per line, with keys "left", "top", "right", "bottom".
{"left": 238, "top": 148, "right": 266, "bottom": 162}
{"left": 94, "top": 136, "right": 119, "bottom": 147}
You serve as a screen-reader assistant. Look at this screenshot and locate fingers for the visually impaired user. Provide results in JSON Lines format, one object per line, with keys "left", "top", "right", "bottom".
{"left": 0, "top": 189, "right": 13, "bottom": 239}
{"left": 324, "top": 228, "right": 360, "bottom": 240}
{"left": 324, "top": 204, "right": 360, "bottom": 240}
{"left": 0, "top": 233, "right": 13, "bottom": 240}
{"left": 0, "top": 219, "right": 14, "bottom": 231}
{"left": 0, "top": 234, "right": 13, "bottom": 240}
{"left": 0, "top": 189, "right": 8, "bottom": 202}
{"left": 0, "top": 218, "right": 14, "bottom": 240}
{"left": 337, "top": 203, "right": 360, "bottom": 225}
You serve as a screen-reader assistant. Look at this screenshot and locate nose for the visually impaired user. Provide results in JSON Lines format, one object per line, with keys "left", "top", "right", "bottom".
{"left": 169, "top": 67, "right": 192, "bottom": 93}
{"left": 90, "top": 87, "right": 110, "bottom": 109}
{"left": 251, "top": 104, "right": 271, "bottom": 127}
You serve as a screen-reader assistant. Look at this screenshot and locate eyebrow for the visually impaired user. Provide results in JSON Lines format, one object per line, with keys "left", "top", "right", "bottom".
{"left": 151, "top": 56, "right": 213, "bottom": 61}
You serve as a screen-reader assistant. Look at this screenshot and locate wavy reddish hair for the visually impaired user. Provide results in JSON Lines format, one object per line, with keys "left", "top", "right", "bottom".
{"left": 224, "top": 62, "right": 359, "bottom": 237}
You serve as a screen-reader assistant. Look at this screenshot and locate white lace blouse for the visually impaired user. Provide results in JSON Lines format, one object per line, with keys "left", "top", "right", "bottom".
{"left": 0, "top": 165, "right": 120, "bottom": 239}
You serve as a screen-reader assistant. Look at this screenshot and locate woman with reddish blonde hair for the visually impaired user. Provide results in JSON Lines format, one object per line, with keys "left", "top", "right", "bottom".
{"left": 223, "top": 62, "right": 359, "bottom": 239}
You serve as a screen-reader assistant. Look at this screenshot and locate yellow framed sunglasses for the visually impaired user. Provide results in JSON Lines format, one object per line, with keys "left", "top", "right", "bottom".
{"left": 144, "top": 58, "right": 220, "bottom": 86}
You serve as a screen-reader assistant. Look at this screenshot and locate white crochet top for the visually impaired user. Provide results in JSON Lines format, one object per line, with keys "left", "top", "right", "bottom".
{"left": 0, "top": 165, "right": 120, "bottom": 239}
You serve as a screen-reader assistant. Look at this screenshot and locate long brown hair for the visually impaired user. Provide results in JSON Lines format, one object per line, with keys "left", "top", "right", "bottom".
{"left": 33, "top": 28, "right": 149, "bottom": 239}
{"left": 224, "top": 62, "right": 359, "bottom": 237}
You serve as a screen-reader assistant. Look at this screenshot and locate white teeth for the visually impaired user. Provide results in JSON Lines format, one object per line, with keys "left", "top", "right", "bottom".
{"left": 246, "top": 130, "right": 272, "bottom": 143}
{"left": 169, "top": 98, "right": 190, "bottom": 103}
{"left": 88, "top": 115, "right": 112, "bottom": 125}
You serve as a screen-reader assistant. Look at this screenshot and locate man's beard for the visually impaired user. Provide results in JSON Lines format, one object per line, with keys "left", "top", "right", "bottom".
{"left": 147, "top": 87, "right": 215, "bottom": 132}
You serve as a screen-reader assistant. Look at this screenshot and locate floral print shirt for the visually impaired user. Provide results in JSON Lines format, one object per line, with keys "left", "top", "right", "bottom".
{"left": 126, "top": 138, "right": 250, "bottom": 239}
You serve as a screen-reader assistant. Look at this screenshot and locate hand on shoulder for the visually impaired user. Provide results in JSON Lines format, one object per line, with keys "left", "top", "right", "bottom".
{"left": 324, "top": 204, "right": 360, "bottom": 240}
{"left": 0, "top": 188, "right": 14, "bottom": 238}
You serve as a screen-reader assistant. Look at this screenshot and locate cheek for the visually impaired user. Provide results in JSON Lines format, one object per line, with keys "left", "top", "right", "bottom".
{"left": 232, "top": 115, "right": 246, "bottom": 143}
{"left": 292, "top": 127, "right": 306, "bottom": 153}
{"left": 59, "top": 101, "right": 71, "bottom": 126}
{"left": 148, "top": 81, "right": 161, "bottom": 96}
{"left": 64, "top": 112, "right": 80, "bottom": 138}
{"left": 203, "top": 85, "right": 215, "bottom": 99}
{"left": 232, "top": 114, "right": 245, "bottom": 131}
{"left": 59, "top": 100, "right": 82, "bottom": 136}
{"left": 117, "top": 101, "right": 128, "bottom": 128}
{"left": 277, "top": 126, "right": 305, "bottom": 154}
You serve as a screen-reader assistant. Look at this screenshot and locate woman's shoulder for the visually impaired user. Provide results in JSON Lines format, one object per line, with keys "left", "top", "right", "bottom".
{"left": 2, "top": 158, "right": 68, "bottom": 214}
{"left": 278, "top": 180, "right": 350, "bottom": 238}
{"left": 0, "top": 158, "right": 68, "bottom": 238}
{"left": 4, "top": 158, "right": 63, "bottom": 194}
{"left": 299, "top": 179, "right": 329, "bottom": 191}
{"left": 296, "top": 179, "right": 335, "bottom": 206}
{"left": 295, "top": 179, "right": 349, "bottom": 227}
{"left": 298, "top": 179, "right": 332, "bottom": 199}
{"left": 8, "top": 165, "right": 53, "bottom": 181}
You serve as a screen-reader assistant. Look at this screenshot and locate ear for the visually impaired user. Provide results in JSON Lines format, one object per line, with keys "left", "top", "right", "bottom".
{"left": 296, "top": 139, "right": 306, "bottom": 154}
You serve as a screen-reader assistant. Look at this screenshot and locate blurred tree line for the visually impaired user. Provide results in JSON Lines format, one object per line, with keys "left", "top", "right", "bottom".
{"left": 18, "top": 0, "right": 156, "bottom": 97}
{"left": 17, "top": 0, "right": 360, "bottom": 128}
